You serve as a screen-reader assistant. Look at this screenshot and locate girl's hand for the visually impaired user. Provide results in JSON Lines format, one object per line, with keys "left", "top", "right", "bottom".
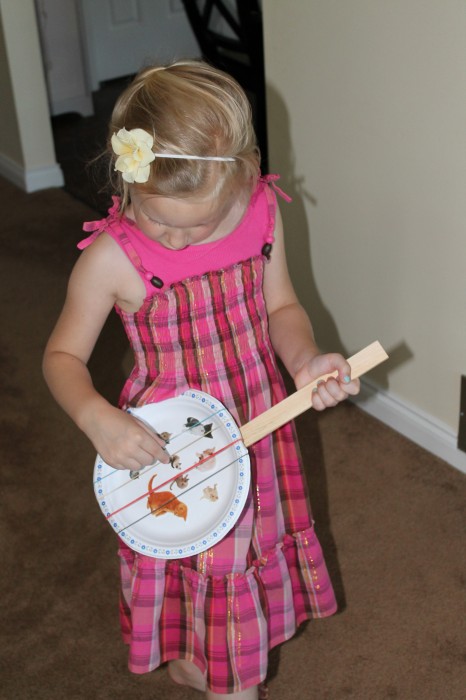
{"left": 84, "top": 405, "right": 171, "bottom": 470}
{"left": 294, "top": 353, "right": 360, "bottom": 411}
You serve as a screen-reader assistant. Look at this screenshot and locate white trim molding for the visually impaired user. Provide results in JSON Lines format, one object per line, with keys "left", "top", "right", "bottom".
{"left": 0, "top": 153, "right": 64, "bottom": 192}
{"left": 354, "top": 378, "right": 466, "bottom": 476}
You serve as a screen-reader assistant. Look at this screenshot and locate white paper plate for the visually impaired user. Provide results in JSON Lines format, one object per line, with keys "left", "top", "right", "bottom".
{"left": 93, "top": 390, "right": 250, "bottom": 559}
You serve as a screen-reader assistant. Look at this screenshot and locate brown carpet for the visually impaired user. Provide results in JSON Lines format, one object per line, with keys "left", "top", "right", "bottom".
{"left": 1, "top": 176, "right": 465, "bottom": 699}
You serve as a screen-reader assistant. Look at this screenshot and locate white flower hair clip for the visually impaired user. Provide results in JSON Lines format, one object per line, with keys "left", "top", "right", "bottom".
{"left": 111, "top": 127, "right": 235, "bottom": 183}
{"left": 111, "top": 128, "right": 156, "bottom": 183}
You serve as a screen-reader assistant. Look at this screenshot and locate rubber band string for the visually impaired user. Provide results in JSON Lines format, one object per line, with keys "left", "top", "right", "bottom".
{"left": 94, "top": 407, "right": 225, "bottom": 488}
{"left": 105, "top": 436, "right": 244, "bottom": 520}
{"left": 116, "top": 450, "right": 248, "bottom": 536}
{"left": 98, "top": 421, "right": 224, "bottom": 498}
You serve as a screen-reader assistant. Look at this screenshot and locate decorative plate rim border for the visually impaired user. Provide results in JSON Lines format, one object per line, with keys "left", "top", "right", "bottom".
{"left": 93, "top": 390, "right": 250, "bottom": 559}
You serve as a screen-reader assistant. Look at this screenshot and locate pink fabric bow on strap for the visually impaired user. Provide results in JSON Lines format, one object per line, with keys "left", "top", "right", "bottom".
{"left": 263, "top": 173, "right": 292, "bottom": 203}
{"left": 78, "top": 196, "right": 121, "bottom": 250}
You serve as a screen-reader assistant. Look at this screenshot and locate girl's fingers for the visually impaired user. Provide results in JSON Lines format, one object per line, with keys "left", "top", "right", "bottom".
{"left": 133, "top": 418, "right": 170, "bottom": 463}
{"left": 111, "top": 444, "right": 165, "bottom": 470}
{"left": 106, "top": 429, "right": 170, "bottom": 471}
{"left": 113, "top": 455, "right": 150, "bottom": 471}
{"left": 312, "top": 380, "right": 339, "bottom": 409}
{"left": 311, "top": 375, "right": 360, "bottom": 410}
{"left": 311, "top": 390, "right": 327, "bottom": 411}
{"left": 343, "top": 377, "right": 361, "bottom": 395}
{"left": 135, "top": 442, "right": 168, "bottom": 468}
{"left": 296, "top": 352, "right": 361, "bottom": 411}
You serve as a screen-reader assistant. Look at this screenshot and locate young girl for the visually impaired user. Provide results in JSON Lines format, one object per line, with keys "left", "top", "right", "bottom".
{"left": 43, "top": 60, "right": 359, "bottom": 699}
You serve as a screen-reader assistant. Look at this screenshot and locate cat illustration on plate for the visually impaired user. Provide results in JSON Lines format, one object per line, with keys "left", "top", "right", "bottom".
{"left": 147, "top": 474, "right": 188, "bottom": 521}
{"left": 185, "top": 417, "right": 213, "bottom": 439}
{"left": 196, "top": 447, "right": 217, "bottom": 472}
{"left": 170, "top": 474, "right": 189, "bottom": 490}
{"left": 201, "top": 484, "right": 219, "bottom": 502}
{"left": 170, "top": 454, "right": 182, "bottom": 470}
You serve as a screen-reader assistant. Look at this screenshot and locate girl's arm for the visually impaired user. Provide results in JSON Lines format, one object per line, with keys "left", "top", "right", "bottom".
{"left": 43, "top": 235, "right": 169, "bottom": 468}
{"left": 263, "top": 207, "right": 360, "bottom": 410}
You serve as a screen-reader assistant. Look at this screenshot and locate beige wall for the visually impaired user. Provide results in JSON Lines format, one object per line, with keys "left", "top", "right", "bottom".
{"left": 0, "top": 9, "right": 22, "bottom": 163}
{"left": 0, "top": 0, "right": 62, "bottom": 189}
{"left": 263, "top": 1, "right": 466, "bottom": 443}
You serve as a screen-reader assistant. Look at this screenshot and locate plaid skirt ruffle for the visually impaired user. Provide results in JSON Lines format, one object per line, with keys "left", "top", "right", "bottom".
{"left": 119, "top": 524, "right": 336, "bottom": 693}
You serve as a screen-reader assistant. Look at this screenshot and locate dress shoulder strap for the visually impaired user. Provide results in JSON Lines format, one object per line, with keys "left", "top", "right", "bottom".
{"left": 78, "top": 197, "right": 162, "bottom": 293}
{"left": 259, "top": 174, "right": 292, "bottom": 259}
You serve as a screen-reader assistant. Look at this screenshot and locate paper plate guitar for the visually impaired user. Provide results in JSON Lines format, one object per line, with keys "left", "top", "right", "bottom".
{"left": 93, "top": 341, "right": 388, "bottom": 558}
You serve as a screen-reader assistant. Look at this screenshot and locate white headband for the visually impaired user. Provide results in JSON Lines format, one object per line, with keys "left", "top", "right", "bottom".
{"left": 152, "top": 153, "right": 235, "bottom": 162}
{"left": 111, "top": 127, "right": 235, "bottom": 184}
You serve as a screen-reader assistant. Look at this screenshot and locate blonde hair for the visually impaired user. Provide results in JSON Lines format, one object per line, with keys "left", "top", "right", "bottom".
{"left": 108, "top": 60, "right": 260, "bottom": 209}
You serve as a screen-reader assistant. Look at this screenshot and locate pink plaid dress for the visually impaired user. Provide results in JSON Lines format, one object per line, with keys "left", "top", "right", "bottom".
{"left": 80, "top": 177, "right": 337, "bottom": 694}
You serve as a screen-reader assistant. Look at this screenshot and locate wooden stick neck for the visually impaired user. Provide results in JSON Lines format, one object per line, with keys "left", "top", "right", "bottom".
{"left": 240, "top": 341, "right": 388, "bottom": 448}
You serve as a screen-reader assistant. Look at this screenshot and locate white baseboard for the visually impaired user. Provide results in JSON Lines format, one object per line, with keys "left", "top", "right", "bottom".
{"left": 0, "top": 153, "right": 64, "bottom": 192}
{"left": 353, "top": 379, "right": 466, "bottom": 476}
